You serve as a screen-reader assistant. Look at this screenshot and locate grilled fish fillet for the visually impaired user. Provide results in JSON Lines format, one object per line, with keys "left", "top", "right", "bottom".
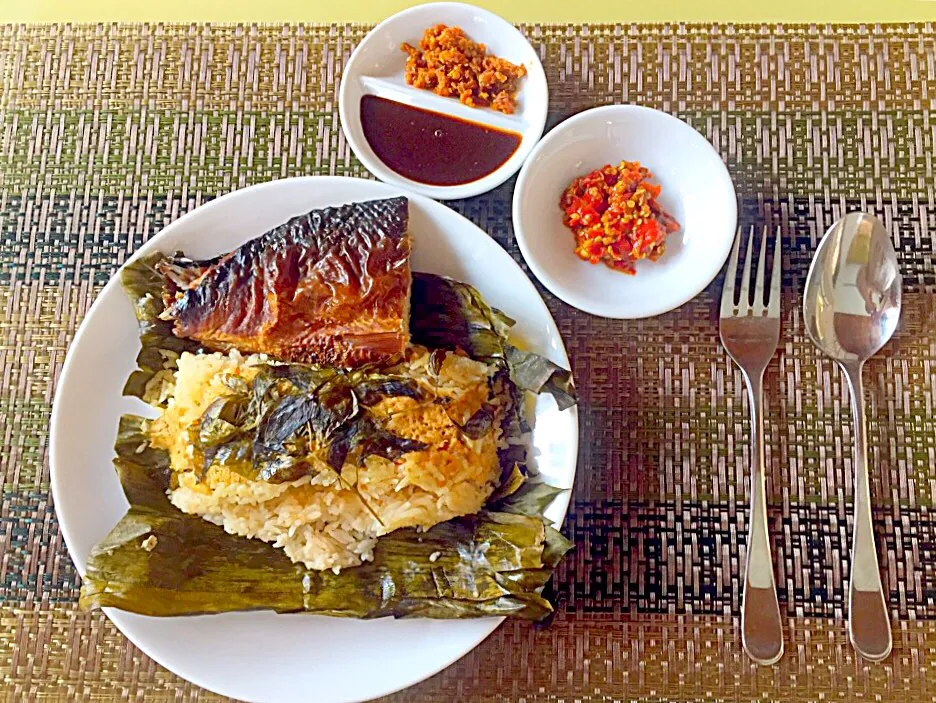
{"left": 158, "top": 197, "right": 411, "bottom": 367}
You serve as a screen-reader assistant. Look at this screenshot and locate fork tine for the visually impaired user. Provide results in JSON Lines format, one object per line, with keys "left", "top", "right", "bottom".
{"left": 753, "top": 225, "right": 768, "bottom": 312}
{"left": 767, "top": 226, "right": 782, "bottom": 317}
{"left": 737, "top": 225, "right": 755, "bottom": 312}
{"left": 720, "top": 226, "right": 742, "bottom": 316}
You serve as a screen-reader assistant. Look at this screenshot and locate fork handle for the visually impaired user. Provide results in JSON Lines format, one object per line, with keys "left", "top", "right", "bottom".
{"left": 741, "top": 372, "right": 784, "bottom": 665}
{"left": 841, "top": 360, "right": 892, "bottom": 661}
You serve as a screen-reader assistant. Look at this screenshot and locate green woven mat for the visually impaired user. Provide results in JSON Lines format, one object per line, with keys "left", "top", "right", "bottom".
{"left": 1, "top": 21, "right": 935, "bottom": 702}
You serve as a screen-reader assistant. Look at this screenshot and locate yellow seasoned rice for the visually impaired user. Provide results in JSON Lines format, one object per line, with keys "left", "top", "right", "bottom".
{"left": 148, "top": 346, "right": 505, "bottom": 571}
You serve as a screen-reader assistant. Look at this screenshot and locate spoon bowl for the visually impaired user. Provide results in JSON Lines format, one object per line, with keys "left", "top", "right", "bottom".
{"left": 803, "top": 211, "right": 901, "bottom": 662}
{"left": 804, "top": 212, "right": 902, "bottom": 361}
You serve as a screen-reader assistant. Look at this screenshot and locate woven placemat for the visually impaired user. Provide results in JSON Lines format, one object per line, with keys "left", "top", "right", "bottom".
{"left": 1, "top": 21, "right": 935, "bottom": 702}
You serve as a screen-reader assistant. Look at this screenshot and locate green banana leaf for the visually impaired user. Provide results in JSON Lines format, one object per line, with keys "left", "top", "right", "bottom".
{"left": 411, "top": 273, "right": 577, "bottom": 410}
{"left": 79, "top": 252, "right": 574, "bottom": 620}
{"left": 121, "top": 254, "right": 202, "bottom": 405}
{"left": 79, "top": 417, "right": 571, "bottom": 619}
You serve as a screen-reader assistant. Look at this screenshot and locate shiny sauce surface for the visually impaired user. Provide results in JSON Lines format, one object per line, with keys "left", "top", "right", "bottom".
{"left": 360, "top": 95, "right": 522, "bottom": 186}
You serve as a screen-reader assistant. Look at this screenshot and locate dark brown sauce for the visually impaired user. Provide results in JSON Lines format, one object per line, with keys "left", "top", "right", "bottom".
{"left": 360, "top": 95, "right": 522, "bottom": 186}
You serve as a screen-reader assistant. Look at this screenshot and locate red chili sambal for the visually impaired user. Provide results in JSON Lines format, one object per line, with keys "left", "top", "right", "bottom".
{"left": 559, "top": 161, "right": 680, "bottom": 275}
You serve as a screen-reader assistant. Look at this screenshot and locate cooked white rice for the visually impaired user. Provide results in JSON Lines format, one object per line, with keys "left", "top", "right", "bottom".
{"left": 148, "top": 346, "right": 505, "bottom": 571}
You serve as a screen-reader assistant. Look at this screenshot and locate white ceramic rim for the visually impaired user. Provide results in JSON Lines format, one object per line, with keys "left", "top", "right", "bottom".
{"left": 512, "top": 103, "right": 738, "bottom": 319}
{"left": 50, "top": 176, "right": 578, "bottom": 703}
{"left": 338, "top": 1, "right": 548, "bottom": 200}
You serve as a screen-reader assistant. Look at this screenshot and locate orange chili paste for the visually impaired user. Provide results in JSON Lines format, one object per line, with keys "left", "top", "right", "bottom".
{"left": 559, "top": 161, "right": 680, "bottom": 274}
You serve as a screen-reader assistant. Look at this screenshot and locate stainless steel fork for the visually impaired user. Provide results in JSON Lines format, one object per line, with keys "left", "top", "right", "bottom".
{"left": 719, "top": 225, "right": 784, "bottom": 665}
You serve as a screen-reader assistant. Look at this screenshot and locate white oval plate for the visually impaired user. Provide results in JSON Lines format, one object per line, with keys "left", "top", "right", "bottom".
{"left": 513, "top": 104, "right": 738, "bottom": 319}
{"left": 50, "top": 176, "right": 578, "bottom": 703}
{"left": 339, "top": 2, "right": 548, "bottom": 200}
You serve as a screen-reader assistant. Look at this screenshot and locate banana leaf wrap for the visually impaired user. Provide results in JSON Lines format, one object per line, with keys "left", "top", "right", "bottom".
{"left": 79, "top": 416, "right": 571, "bottom": 618}
{"left": 79, "top": 253, "right": 574, "bottom": 620}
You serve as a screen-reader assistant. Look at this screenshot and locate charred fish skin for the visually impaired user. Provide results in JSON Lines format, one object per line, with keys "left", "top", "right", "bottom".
{"left": 159, "top": 197, "right": 412, "bottom": 367}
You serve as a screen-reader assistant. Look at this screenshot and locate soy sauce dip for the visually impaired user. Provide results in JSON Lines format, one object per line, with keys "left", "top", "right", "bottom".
{"left": 360, "top": 95, "right": 522, "bottom": 186}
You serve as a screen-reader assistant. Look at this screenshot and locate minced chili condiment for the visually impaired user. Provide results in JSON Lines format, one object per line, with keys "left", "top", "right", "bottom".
{"left": 401, "top": 24, "right": 527, "bottom": 114}
{"left": 559, "top": 161, "right": 680, "bottom": 275}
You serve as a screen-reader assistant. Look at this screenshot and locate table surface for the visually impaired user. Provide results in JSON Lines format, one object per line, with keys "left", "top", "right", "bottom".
{"left": 4, "top": 0, "right": 936, "bottom": 24}
{"left": 2, "top": 17, "right": 936, "bottom": 703}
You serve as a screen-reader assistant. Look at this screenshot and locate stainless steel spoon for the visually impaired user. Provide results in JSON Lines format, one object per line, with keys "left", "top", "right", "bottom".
{"left": 803, "top": 212, "right": 901, "bottom": 661}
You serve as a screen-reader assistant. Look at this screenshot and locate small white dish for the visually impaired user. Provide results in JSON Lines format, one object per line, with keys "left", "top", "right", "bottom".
{"left": 50, "top": 176, "right": 578, "bottom": 703}
{"left": 339, "top": 2, "right": 548, "bottom": 200}
{"left": 512, "top": 104, "right": 738, "bottom": 318}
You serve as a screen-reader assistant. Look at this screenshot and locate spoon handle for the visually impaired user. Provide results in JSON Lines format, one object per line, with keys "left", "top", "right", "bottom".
{"left": 842, "top": 361, "right": 892, "bottom": 661}
{"left": 740, "top": 372, "right": 784, "bottom": 665}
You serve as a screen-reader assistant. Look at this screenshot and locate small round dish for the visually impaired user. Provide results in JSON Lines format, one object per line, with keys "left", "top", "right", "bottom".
{"left": 339, "top": 2, "right": 548, "bottom": 200}
{"left": 512, "top": 104, "right": 738, "bottom": 319}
